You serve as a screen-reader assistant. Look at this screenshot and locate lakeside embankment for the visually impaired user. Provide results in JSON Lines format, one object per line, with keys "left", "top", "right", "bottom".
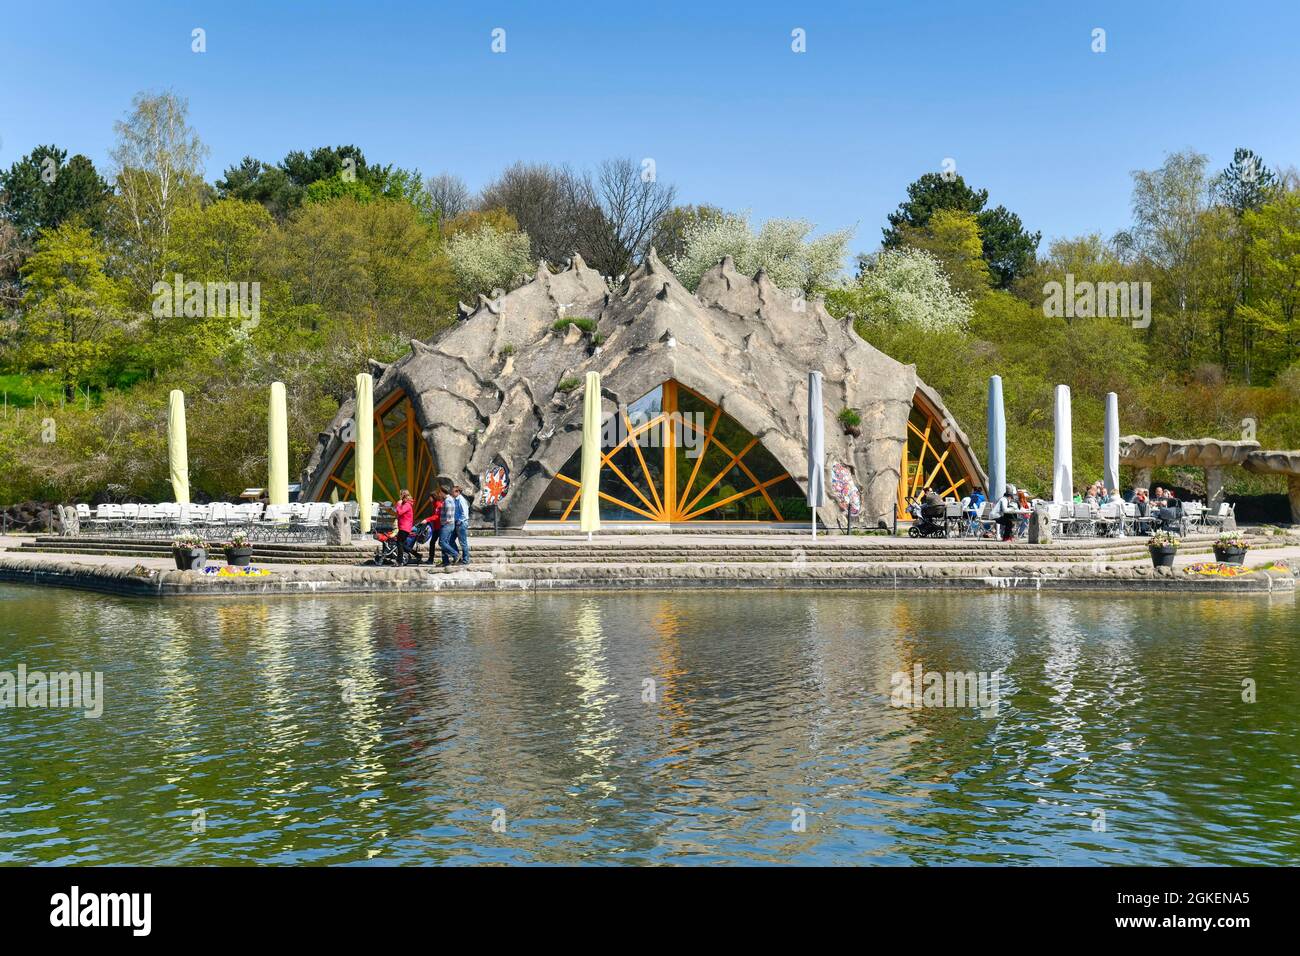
{"left": 1, "top": 532, "right": 1295, "bottom": 597}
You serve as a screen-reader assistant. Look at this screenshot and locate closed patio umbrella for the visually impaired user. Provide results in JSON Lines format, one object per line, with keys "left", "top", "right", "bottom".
{"left": 355, "top": 373, "right": 374, "bottom": 534}
{"left": 986, "top": 375, "right": 1006, "bottom": 502}
{"left": 268, "top": 381, "right": 290, "bottom": 506}
{"left": 1053, "top": 384, "right": 1073, "bottom": 504}
{"left": 579, "top": 371, "right": 602, "bottom": 540}
{"left": 167, "top": 389, "right": 190, "bottom": 505}
{"left": 807, "top": 371, "right": 826, "bottom": 537}
{"left": 1104, "top": 391, "right": 1120, "bottom": 493}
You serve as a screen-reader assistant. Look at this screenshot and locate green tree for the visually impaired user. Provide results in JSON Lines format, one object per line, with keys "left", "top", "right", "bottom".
{"left": 0, "top": 145, "right": 111, "bottom": 242}
{"left": 882, "top": 172, "right": 1040, "bottom": 288}
{"left": 303, "top": 175, "right": 375, "bottom": 205}
{"left": 107, "top": 91, "right": 209, "bottom": 318}
{"left": 1244, "top": 189, "right": 1300, "bottom": 377}
{"left": 220, "top": 145, "right": 395, "bottom": 218}
{"left": 18, "top": 222, "right": 125, "bottom": 397}
{"left": 214, "top": 157, "right": 295, "bottom": 219}
{"left": 896, "top": 208, "right": 990, "bottom": 296}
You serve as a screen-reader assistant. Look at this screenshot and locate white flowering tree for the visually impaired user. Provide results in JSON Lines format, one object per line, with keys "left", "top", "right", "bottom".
{"left": 446, "top": 225, "right": 533, "bottom": 299}
{"left": 830, "top": 247, "right": 973, "bottom": 332}
{"left": 668, "top": 212, "right": 850, "bottom": 293}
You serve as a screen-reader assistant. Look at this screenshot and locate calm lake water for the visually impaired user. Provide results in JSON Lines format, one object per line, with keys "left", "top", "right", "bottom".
{"left": 1, "top": 584, "right": 1297, "bottom": 866}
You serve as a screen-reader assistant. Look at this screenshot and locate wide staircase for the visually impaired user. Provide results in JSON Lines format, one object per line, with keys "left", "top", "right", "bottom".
{"left": 9, "top": 531, "right": 1268, "bottom": 567}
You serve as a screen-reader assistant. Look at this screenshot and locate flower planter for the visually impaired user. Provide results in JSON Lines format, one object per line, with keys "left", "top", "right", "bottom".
{"left": 173, "top": 547, "right": 207, "bottom": 571}
{"left": 1213, "top": 546, "right": 1247, "bottom": 566}
{"left": 1148, "top": 545, "right": 1177, "bottom": 569}
{"left": 225, "top": 546, "right": 254, "bottom": 567}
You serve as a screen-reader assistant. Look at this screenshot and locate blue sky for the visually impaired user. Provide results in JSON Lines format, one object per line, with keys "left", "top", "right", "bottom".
{"left": 3, "top": 0, "right": 1299, "bottom": 261}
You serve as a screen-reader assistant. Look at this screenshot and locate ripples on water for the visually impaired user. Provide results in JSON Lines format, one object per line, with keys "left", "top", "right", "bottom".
{"left": 0, "top": 585, "right": 1296, "bottom": 865}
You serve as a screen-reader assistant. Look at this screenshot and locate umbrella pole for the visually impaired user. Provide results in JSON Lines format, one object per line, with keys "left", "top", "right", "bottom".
{"left": 811, "top": 511, "right": 817, "bottom": 539}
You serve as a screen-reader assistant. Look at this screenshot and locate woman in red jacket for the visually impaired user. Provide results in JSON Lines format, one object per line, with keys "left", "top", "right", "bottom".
{"left": 415, "top": 488, "right": 444, "bottom": 564}
{"left": 393, "top": 489, "right": 417, "bottom": 566}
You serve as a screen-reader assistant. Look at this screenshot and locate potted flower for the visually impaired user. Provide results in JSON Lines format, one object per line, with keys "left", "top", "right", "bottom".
{"left": 172, "top": 532, "right": 208, "bottom": 571}
{"left": 1212, "top": 531, "right": 1249, "bottom": 566}
{"left": 225, "top": 530, "right": 254, "bottom": 567}
{"left": 1148, "top": 530, "right": 1180, "bottom": 569}
{"left": 838, "top": 407, "right": 863, "bottom": 438}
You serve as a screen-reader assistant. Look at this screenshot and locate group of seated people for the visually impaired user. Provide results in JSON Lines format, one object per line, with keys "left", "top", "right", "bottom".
{"left": 909, "top": 484, "right": 1032, "bottom": 541}
{"left": 909, "top": 481, "right": 1190, "bottom": 541}
{"left": 1119, "top": 484, "right": 1185, "bottom": 531}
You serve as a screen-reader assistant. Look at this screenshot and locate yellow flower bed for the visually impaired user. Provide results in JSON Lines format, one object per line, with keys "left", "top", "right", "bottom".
{"left": 1183, "top": 562, "right": 1252, "bottom": 577}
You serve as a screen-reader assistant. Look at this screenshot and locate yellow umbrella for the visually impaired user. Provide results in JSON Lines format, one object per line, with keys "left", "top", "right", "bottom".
{"left": 579, "top": 371, "right": 602, "bottom": 540}
{"left": 167, "top": 389, "right": 190, "bottom": 505}
{"left": 268, "top": 381, "right": 289, "bottom": 505}
{"left": 355, "top": 373, "right": 374, "bottom": 534}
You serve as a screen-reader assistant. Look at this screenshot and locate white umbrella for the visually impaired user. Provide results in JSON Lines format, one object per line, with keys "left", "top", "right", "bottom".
{"left": 807, "top": 371, "right": 826, "bottom": 537}
{"left": 1053, "top": 384, "right": 1074, "bottom": 504}
{"left": 355, "top": 373, "right": 374, "bottom": 534}
{"left": 167, "top": 389, "right": 190, "bottom": 505}
{"left": 986, "top": 375, "right": 1006, "bottom": 500}
{"left": 1103, "top": 391, "right": 1120, "bottom": 493}
{"left": 579, "top": 371, "right": 602, "bottom": 541}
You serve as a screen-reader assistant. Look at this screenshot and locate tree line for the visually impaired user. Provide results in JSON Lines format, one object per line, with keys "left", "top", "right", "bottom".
{"left": 1, "top": 89, "right": 1297, "bottom": 507}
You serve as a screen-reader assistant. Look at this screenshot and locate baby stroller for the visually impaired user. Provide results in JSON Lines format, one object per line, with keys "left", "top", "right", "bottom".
{"left": 370, "top": 523, "right": 433, "bottom": 566}
{"left": 370, "top": 529, "right": 405, "bottom": 566}
{"left": 906, "top": 497, "right": 948, "bottom": 538}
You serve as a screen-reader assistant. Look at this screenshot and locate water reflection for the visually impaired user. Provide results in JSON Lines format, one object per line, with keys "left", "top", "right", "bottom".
{"left": 0, "top": 585, "right": 1296, "bottom": 865}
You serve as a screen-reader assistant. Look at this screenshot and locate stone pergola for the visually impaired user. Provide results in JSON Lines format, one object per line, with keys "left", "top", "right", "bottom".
{"left": 1120, "top": 435, "right": 1300, "bottom": 523}
{"left": 1243, "top": 450, "right": 1300, "bottom": 524}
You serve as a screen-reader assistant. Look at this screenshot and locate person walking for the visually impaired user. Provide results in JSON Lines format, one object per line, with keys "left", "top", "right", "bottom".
{"left": 393, "top": 489, "right": 418, "bottom": 566}
{"left": 437, "top": 487, "right": 460, "bottom": 567}
{"left": 417, "top": 488, "right": 445, "bottom": 564}
{"left": 452, "top": 485, "right": 470, "bottom": 565}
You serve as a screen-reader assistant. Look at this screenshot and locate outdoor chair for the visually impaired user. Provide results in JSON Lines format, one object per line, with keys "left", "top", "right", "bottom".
{"left": 289, "top": 502, "right": 331, "bottom": 540}
{"left": 1201, "top": 501, "right": 1233, "bottom": 531}
{"left": 943, "top": 500, "right": 964, "bottom": 537}
{"left": 1070, "top": 503, "right": 1096, "bottom": 537}
{"left": 84, "top": 503, "right": 121, "bottom": 535}
{"left": 255, "top": 505, "right": 294, "bottom": 541}
{"left": 1095, "top": 502, "right": 1125, "bottom": 537}
{"left": 1182, "top": 501, "right": 1203, "bottom": 532}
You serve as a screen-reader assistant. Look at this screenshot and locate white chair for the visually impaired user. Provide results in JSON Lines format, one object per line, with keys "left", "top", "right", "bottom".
{"left": 1096, "top": 502, "right": 1124, "bottom": 536}
{"left": 1070, "top": 503, "right": 1095, "bottom": 537}
{"left": 86, "top": 503, "right": 120, "bottom": 535}
{"left": 1045, "top": 502, "right": 1064, "bottom": 537}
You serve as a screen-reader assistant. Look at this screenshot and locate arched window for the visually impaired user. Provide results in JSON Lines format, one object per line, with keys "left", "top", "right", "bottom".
{"left": 897, "top": 390, "right": 980, "bottom": 518}
{"left": 529, "top": 380, "right": 811, "bottom": 522}
{"left": 315, "top": 391, "right": 437, "bottom": 519}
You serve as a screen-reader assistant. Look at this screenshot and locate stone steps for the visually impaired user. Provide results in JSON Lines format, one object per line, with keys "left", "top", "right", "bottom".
{"left": 12, "top": 532, "right": 1257, "bottom": 566}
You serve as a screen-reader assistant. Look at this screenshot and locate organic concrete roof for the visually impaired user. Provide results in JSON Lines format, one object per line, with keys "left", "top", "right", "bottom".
{"left": 302, "top": 250, "right": 983, "bottom": 527}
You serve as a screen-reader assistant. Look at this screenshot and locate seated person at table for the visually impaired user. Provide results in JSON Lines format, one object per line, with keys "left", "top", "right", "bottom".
{"left": 1152, "top": 491, "right": 1181, "bottom": 530}
{"left": 1015, "top": 488, "right": 1032, "bottom": 537}
{"left": 991, "top": 485, "right": 1020, "bottom": 542}
{"left": 1132, "top": 488, "right": 1150, "bottom": 517}
{"left": 965, "top": 487, "right": 986, "bottom": 534}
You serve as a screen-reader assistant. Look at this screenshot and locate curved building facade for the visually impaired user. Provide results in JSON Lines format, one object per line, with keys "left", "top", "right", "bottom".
{"left": 300, "top": 251, "right": 986, "bottom": 528}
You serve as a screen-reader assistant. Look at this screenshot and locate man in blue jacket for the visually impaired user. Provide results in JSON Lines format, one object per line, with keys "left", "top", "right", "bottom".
{"left": 452, "top": 485, "right": 470, "bottom": 565}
